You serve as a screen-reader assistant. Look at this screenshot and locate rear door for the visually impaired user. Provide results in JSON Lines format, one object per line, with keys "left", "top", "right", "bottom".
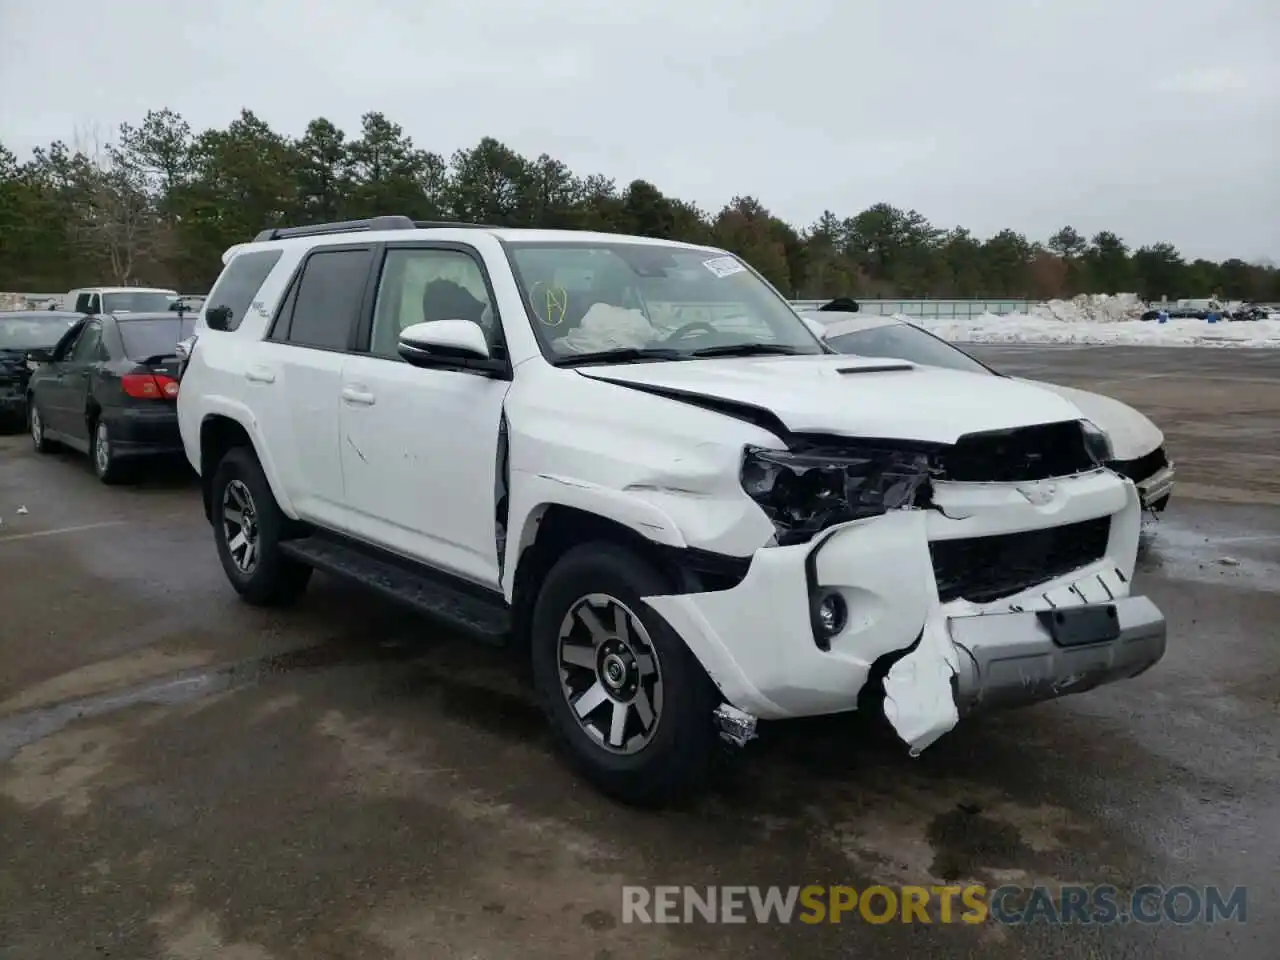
{"left": 256, "top": 244, "right": 376, "bottom": 526}
{"left": 56, "top": 319, "right": 106, "bottom": 444}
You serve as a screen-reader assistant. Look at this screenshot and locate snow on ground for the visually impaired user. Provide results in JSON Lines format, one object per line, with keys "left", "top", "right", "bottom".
{"left": 918, "top": 313, "right": 1280, "bottom": 348}
{"left": 908, "top": 294, "right": 1280, "bottom": 348}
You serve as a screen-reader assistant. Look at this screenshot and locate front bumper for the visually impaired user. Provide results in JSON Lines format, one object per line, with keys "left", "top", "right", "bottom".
{"left": 644, "top": 471, "right": 1166, "bottom": 754}
{"left": 950, "top": 596, "right": 1165, "bottom": 716}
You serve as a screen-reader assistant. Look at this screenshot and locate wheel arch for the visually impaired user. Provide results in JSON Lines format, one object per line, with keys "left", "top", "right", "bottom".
{"left": 198, "top": 412, "right": 295, "bottom": 525}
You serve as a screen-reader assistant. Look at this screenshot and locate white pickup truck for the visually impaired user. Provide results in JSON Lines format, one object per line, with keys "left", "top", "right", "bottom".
{"left": 175, "top": 216, "right": 1167, "bottom": 806}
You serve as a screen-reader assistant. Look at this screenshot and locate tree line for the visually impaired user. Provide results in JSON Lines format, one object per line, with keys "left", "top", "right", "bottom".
{"left": 1, "top": 108, "right": 1276, "bottom": 302}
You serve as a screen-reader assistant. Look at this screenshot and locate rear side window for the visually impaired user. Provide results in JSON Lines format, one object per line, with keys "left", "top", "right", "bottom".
{"left": 205, "top": 249, "right": 283, "bottom": 333}
{"left": 282, "top": 247, "right": 373, "bottom": 351}
{"left": 118, "top": 317, "right": 197, "bottom": 359}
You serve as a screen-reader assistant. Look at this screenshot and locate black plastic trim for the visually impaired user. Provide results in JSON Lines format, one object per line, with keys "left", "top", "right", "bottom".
{"left": 657, "top": 544, "right": 752, "bottom": 593}
{"left": 308, "top": 528, "right": 506, "bottom": 602}
{"left": 803, "top": 527, "right": 845, "bottom": 651}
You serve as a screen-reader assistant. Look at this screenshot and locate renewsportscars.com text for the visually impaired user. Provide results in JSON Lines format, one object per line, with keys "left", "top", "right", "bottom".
{"left": 622, "top": 884, "right": 1247, "bottom": 925}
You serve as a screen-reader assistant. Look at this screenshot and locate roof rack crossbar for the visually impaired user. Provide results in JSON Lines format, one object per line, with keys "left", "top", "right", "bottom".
{"left": 412, "top": 220, "right": 495, "bottom": 229}
{"left": 253, "top": 216, "right": 499, "bottom": 242}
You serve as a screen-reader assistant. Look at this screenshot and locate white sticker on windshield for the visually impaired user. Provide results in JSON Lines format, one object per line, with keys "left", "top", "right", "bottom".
{"left": 702, "top": 256, "right": 746, "bottom": 279}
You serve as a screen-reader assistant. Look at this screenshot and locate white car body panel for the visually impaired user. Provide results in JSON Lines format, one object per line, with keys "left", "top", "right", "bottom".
{"left": 575, "top": 355, "right": 1091, "bottom": 444}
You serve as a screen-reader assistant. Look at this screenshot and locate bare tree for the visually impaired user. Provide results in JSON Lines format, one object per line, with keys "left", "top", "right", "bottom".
{"left": 68, "top": 126, "right": 163, "bottom": 285}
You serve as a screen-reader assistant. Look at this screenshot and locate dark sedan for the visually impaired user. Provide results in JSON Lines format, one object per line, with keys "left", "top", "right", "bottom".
{"left": 0, "top": 311, "right": 83, "bottom": 431}
{"left": 26, "top": 312, "right": 195, "bottom": 483}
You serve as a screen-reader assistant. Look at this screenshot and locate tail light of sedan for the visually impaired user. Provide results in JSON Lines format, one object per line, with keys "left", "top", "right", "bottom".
{"left": 122, "top": 373, "right": 180, "bottom": 399}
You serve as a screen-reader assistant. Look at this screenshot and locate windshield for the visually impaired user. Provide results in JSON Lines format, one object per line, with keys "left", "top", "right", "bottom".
{"left": 503, "top": 242, "right": 824, "bottom": 362}
{"left": 825, "top": 323, "right": 994, "bottom": 375}
{"left": 0, "top": 315, "right": 80, "bottom": 351}
{"left": 117, "top": 317, "right": 197, "bottom": 359}
{"left": 101, "top": 291, "right": 176, "bottom": 313}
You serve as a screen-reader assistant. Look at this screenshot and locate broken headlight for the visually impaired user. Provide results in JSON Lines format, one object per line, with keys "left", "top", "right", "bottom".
{"left": 1080, "top": 419, "right": 1114, "bottom": 465}
{"left": 740, "top": 444, "right": 936, "bottom": 545}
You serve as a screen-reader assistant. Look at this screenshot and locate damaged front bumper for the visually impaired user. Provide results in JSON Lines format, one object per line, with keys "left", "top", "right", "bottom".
{"left": 644, "top": 471, "right": 1167, "bottom": 754}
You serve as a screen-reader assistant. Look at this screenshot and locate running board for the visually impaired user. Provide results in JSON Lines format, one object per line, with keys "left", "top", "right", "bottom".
{"left": 279, "top": 535, "right": 511, "bottom": 644}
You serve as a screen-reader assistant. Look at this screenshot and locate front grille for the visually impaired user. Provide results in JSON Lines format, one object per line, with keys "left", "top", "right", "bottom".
{"left": 930, "top": 515, "right": 1112, "bottom": 604}
{"left": 1110, "top": 446, "right": 1168, "bottom": 483}
{"left": 939, "top": 421, "right": 1096, "bottom": 483}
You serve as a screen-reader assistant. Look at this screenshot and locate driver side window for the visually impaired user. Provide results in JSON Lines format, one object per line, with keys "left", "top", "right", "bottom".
{"left": 369, "top": 247, "right": 502, "bottom": 361}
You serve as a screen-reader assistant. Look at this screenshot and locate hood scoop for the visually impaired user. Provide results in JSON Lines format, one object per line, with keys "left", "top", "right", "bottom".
{"left": 835, "top": 361, "right": 914, "bottom": 375}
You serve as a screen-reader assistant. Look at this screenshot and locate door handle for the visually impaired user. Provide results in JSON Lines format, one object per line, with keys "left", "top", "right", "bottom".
{"left": 341, "top": 387, "right": 376, "bottom": 406}
{"left": 245, "top": 365, "right": 276, "bottom": 384}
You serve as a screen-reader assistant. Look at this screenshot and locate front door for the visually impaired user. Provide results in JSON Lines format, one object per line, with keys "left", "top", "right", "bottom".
{"left": 339, "top": 244, "right": 513, "bottom": 589}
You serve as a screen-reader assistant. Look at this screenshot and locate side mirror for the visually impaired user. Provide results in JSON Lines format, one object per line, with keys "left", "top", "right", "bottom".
{"left": 206, "top": 305, "right": 233, "bottom": 331}
{"left": 25, "top": 348, "right": 54, "bottom": 363}
{"left": 397, "top": 320, "right": 502, "bottom": 374}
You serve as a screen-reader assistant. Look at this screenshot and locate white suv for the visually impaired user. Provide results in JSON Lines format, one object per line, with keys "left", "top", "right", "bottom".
{"left": 177, "top": 216, "right": 1167, "bottom": 806}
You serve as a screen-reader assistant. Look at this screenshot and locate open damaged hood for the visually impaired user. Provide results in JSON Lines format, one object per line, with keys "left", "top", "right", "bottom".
{"left": 577, "top": 354, "right": 1089, "bottom": 444}
{"left": 1015, "top": 379, "right": 1163, "bottom": 460}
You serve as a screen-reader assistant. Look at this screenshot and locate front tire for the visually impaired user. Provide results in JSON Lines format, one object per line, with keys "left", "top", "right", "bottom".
{"left": 530, "top": 542, "right": 720, "bottom": 807}
{"left": 210, "top": 446, "right": 311, "bottom": 606}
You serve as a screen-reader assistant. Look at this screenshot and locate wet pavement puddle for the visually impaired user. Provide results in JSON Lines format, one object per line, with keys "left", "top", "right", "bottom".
{"left": 1139, "top": 515, "right": 1280, "bottom": 591}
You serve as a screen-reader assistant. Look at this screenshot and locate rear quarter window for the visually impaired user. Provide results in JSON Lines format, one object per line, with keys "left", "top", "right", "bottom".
{"left": 204, "top": 249, "right": 284, "bottom": 332}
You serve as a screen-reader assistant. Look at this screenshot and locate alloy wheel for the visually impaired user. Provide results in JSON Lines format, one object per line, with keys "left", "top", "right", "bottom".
{"left": 222, "top": 479, "right": 260, "bottom": 574}
{"left": 557, "top": 593, "right": 664, "bottom": 755}
{"left": 94, "top": 422, "right": 110, "bottom": 475}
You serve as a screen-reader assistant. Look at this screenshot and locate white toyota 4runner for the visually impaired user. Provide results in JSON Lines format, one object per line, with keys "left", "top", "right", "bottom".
{"left": 177, "top": 216, "right": 1167, "bottom": 806}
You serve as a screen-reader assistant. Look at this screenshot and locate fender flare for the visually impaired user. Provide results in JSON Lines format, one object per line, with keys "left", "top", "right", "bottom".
{"left": 197, "top": 397, "right": 300, "bottom": 520}
{"left": 502, "top": 471, "right": 687, "bottom": 601}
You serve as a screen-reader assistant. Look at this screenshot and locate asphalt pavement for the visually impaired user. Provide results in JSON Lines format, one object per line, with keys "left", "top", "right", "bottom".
{"left": 1, "top": 344, "right": 1277, "bottom": 960}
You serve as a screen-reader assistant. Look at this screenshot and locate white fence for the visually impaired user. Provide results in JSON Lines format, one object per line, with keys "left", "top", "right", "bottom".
{"left": 790, "top": 298, "right": 1041, "bottom": 318}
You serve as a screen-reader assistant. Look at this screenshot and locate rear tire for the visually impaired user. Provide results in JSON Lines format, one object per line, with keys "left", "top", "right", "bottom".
{"left": 210, "top": 446, "right": 311, "bottom": 606}
{"left": 90, "top": 418, "right": 132, "bottom": 484}
{"left": 529, "top": 542, "right": 720, "bottom": 807}
{"left": 29, "top": 399, "right": 56, "bottom": 453}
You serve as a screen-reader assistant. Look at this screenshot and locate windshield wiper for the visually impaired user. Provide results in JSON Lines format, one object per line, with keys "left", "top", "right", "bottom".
{"left": 689, "top": 343, "right": 806, "bottom": 358}
{"left": 555, "top": 347, "right": 688, "bottom": 368}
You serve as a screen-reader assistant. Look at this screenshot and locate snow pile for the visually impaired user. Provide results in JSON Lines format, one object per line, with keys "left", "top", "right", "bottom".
{"left": 915, "top": 312, "right": 1280, "bottom": 348}
{"left": 1033, "top": 293, "right": 1146, "bottom": 323}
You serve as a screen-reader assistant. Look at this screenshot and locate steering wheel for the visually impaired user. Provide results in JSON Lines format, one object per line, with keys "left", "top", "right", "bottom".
{"left": 662, "top": 320, "right": 719, "bottom": 342}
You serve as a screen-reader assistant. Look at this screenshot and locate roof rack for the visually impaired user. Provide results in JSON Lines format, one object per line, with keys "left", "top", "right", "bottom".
{"left": 252, "top": 216, "right": 494, "bottom": 242}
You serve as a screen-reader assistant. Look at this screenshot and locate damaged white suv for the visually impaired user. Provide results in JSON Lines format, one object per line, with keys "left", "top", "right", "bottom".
{"left": 177, "top": 216, "right": 1167, "bottom": 806}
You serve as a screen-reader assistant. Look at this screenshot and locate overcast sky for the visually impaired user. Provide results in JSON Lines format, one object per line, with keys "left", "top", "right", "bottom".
{"left": 1, "top": 0, "right": 1276, "bottom": 262}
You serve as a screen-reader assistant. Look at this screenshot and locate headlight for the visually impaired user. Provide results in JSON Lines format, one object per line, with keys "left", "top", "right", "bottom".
{"left": 740, "top": 444, "right": 935, "bottom": 545}
{"left": 1080, "top": 419, "right": 1114, "bottom": 464}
